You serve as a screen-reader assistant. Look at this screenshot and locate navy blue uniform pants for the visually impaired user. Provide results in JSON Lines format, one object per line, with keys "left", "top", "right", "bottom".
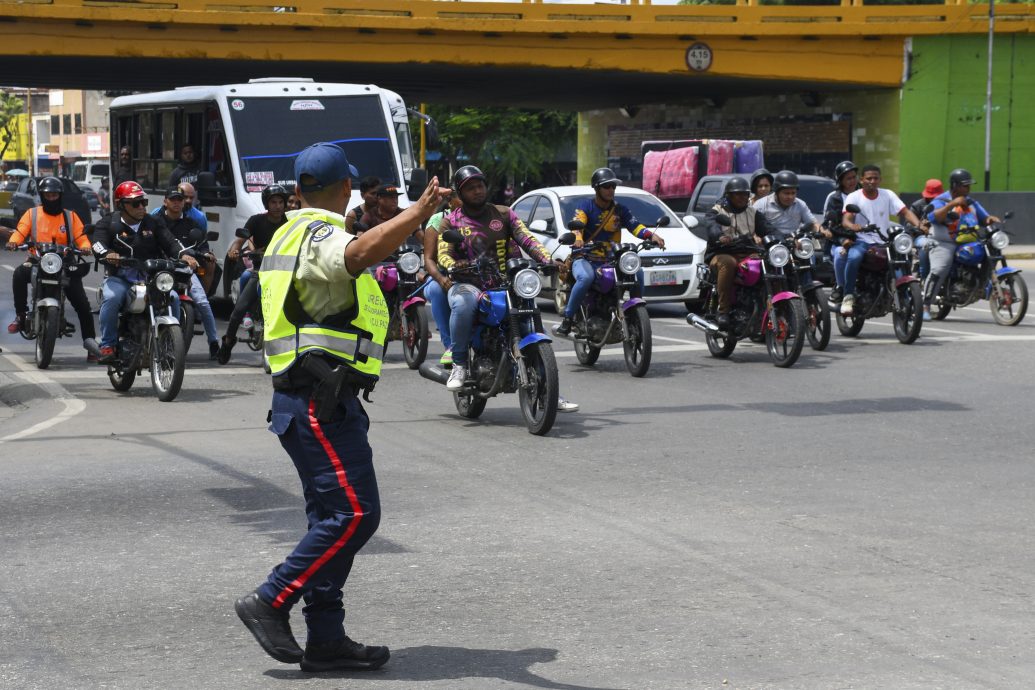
{"left": 257, "top": 388, "right": 381, "bottom": 645}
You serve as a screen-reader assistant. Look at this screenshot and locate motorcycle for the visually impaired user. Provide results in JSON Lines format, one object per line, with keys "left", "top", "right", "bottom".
{"left": 551, "top": 219, "right": 659, "bottom": 377}
{"left": 418, "top": 230, "right": 560, "bottom": 436}
{"left": 102, "top": 254, "right": 192, "bottom": 402}
{"left": 173, "top": 228, "right": 214, "bottom": 354}
{"left": 834, "top": 204, "right": 924, "bottom": 344}
{"left": 13, "top": 241, "right": 90, "bottom": 369}
{"left": 788, "top": 225, "right": 831, "bottom": 351}
{"left": 374, "top": 243, "right": 429, "bottom": 369}
{"left": 687, "top": 217, "right": 807, "bottom": 368}
{"left": 927, "top": 211, "right": 1027, "bottom": 325}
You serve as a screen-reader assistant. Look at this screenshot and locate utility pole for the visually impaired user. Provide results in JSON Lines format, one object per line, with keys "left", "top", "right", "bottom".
{"left": 984, "top": 0, "right": 995, "bottom": 191}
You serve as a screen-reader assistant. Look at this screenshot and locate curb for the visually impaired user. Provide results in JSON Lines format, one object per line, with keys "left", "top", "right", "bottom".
{"left": 1005, "top": 253, "right": 1034, "bottom": 260}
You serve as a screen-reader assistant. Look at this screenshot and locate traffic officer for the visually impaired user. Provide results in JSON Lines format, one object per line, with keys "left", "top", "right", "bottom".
{"left": 5, "top": 176, "right": 98, "bottom": 358}
{"left": 234, "top": 142, "right": 449, "bottom": 673}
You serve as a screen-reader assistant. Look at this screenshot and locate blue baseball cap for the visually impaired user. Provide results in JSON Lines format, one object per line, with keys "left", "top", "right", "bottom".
{"left": 294, "top": 142, "right": 359, "bottom": 193}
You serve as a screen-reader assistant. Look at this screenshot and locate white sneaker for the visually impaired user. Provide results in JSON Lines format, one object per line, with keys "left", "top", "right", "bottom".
{"left": 242, "top": 314, "right": 254, "bottom": 330}
{"left": 446, "top": 365, "right": 467, "bottom": 391}
{"left": 557, "top": 397, "right": 579, "bottom": 413}
{"left": 840, "top": 294, "right": 855, "bottom": 316}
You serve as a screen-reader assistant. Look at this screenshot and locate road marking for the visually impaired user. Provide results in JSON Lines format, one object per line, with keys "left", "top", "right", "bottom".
{"left": 1, "top": 265, "right": 13, "bottom": 271}
{"left": 0, "top": 352, "right": 86, "bottom": 444}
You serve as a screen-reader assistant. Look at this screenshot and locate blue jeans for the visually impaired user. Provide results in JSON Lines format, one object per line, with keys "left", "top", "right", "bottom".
{"left": 447, "top": 283, "right": 481, "bottom": 366}
{"left": 100, "top": 275, "right": 180, "bottom": 348}
{"left": 915, "top": 236, "right": 931, "bottom": 279}
{"left": 189, "top": 273, "right": 219, "bottom": 345}
{"left": 423, "top": 278, "right": 452, "bottom": 349}
{"left": 259, "top": 389, "right": 380, "bottom": 645}
{"left": 239, "top": 269, "right": 253, "bottom": 294}
{"left": 833, "top": 241, "right": 872, "bottom": 296}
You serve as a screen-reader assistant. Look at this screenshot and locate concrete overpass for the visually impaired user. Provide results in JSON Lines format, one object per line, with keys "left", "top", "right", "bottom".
{"left": 1, "top": 0, "right": 1031, "bottom": 109}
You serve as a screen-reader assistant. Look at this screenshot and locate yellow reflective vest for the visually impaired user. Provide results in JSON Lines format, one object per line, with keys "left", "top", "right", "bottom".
{"left": 259, "top": 211, "right": 388, "bottom": 383}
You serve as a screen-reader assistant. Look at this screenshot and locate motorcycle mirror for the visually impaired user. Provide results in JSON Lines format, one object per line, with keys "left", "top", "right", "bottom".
{"left": 187, "top": 228, "right": 205, "bottom": 245}
{"left": 441, "top": 229, "right": 463, "bottom": 244}
{"left": 84, "top": 224, "right": 95, "bottom": 240}
{"left": 234, "top": 227, "right": 251, "bottom": 239}
{"left": 567, "top": 219, "right": 586, "bottom": 232}
{"left": 844, "top": 204, "right": 861, "bottom": 214}
{"left": 655, "top": 216, "right": 671, "bottom": 228}
{"left": 207, "top": 230, "right": 220, "bottom": 242}
{"left": 683, "top": 215, "right": 699, "bottom": 229}
{"left": 1004, "top": 211, "right": 1014, "bottom": 220}
{"left": 714, "top": 214, "right": 732, "bottom": 227}
{"left": 558, "top": 232, "right": 576, "bottom": 246}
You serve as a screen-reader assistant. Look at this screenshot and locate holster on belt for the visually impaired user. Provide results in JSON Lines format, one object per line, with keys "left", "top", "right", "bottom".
{"left": 299, "top": 355, "right": 350, "bottom": 423}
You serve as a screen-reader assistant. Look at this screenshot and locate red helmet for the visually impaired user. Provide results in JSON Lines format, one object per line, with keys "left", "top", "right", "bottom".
{"left": 114, "top": 181, "right": 146, "bottom": 204}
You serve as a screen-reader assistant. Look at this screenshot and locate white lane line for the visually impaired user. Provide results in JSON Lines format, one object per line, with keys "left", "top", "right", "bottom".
{"left": 0, "top": 352, "right": 86, "bottom": 443}
{"left": 1, "top": 265, "right": 13, "bottom": 271}
{"left": 541, "top": 316, "right": 700, "bottom": 345}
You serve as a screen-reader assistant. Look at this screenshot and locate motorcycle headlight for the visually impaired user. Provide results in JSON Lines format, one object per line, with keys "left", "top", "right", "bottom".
{"left": 793, "top": 238, "right": 815, "bottom": 260}
{"left": 768, "top": 244, "right": 790, "bottom": 268}
{"left": 893, "top": 233, "right": 914, "bottom": 255}
{"left": 40, "top": 252, "right": 63, "bottom": 275}
{"left": 618, "top": 251, "right": 642, "bottom": 275}
{"left": 155, "top": 271, "right": 175, "bottom": 293}
{"left": 512, "top": 268, "right": 542, "bottom": 299}
{"left": 397, "top": 251, "right": 421, "bottom": 274}
{"left": 990, "top": 230, "right": 1010, "bottom": 250}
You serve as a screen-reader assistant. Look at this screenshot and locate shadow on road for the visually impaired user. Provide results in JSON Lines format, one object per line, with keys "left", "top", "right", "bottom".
{"left": 264, "top": 644, "right": 625, "bottom": 690}
{"left": 741, "top": 396, "right": 970, "bottom": 417}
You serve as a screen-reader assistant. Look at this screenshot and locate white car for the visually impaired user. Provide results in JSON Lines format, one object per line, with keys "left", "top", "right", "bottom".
{"left": 511, "top": 185, "right": 707, "bottom": 311}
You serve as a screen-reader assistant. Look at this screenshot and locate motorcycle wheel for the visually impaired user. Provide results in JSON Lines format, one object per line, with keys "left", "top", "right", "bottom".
{"left": 893, "top": 281, "right": 924, "bottom": 344}
{"left": 453, "top": 391, "right": 487, "bottom": 419}
{"left": 804, "top": 291, "right": 831, "bottom": 351}
{"left": 835, "top": 310, "right": 865, "bottom": 337}
{"left": 990, "top": 274, "right": 1028, "bottom": 326}
{"left": 108, "top": 365, "right": 136, "bottom": 392}
{"left": 519, "top": 342, "right": 559, "bottom": 436}
{"left": 933, "top": 302, "right": 952, "bottom": 320}
{"left": 151, "top": 324, "right": 186, "bottom": 402}
{"left": 623, "top": 305, "right": 652, "bottom": 377}
{"left": 179, "top": 302, "right": 196, "bottom": 354}
{"left": 401, "top": 306, "right": 429, "bottom": 370}
{"left": 574, "top": 337, "right": 601, "bottom": 366}
{"left": 706, "top": 328, "right": 737, "bottom": 358}
{"left": 35, "top": 306, "right": 59, "bottom": 369}
{"left": 246, "top": 324, "right": 264, "bottom": 352}
{"left": 766, "top": 300, "right": 805, "bottom": 368}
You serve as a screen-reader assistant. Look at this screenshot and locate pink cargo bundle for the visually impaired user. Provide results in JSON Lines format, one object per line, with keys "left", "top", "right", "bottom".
{"left": 642, "top": 149, "right": 666, "bottom": 196}
{"left": 658, "top": 147, "right": 699, "bottom": 199}
{"left": 706, "top": 139, "right": 735, "bottom": 175}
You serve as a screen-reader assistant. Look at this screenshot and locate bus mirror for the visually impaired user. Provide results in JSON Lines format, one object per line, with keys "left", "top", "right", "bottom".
{"left": 196, "top": 171, "right": 218, "bottom": 205}
{"left": 407, "top": 168, "right": 429, "bottom": 201}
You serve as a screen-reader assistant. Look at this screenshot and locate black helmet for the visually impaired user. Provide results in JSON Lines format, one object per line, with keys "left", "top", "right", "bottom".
{"left": 724, "top": 176, "right": 750, "bottom": 195}
{"left": 452, "top": 165, "right": 487, "bottom": 191}
{"left": 834, "top": 160, "right": 858, "bottom": 182}
{"left": 773, "top": 170, "right": 799, "bottom": 192}
{"left": 949, "top": 168, "right": 975, "bottom": 189}
{"left": 590, "top": 167, "right": 622, "bottom": 189}
{"left": 261, "top": 184, "right": 289, "bottom": 209}
{"left": 39, "top": 176, "right": 63, "bottom": 195}
{"left": 749, "top": 168, "right": 773, "bottom": 194}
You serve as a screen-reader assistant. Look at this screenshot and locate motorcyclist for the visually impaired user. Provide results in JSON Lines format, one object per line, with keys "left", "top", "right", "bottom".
{"left": 823, "top": 160, "right": 860, "bottom": 305}
{"left": 555, "top": 167, "right": 665, "bottom": 337}
{"left": 154, "top": 186, "right": 220, "bottom": 359}
{"left": 704, "top": 176, "right": 768, "bottom": 330}
{"left": 753, "top": 170, "right": 819, "bottom": 238}
{"left": 92, "top": 181, "right": 198, "bottom": 362}
{"left": 216, "top": 183, "right": 288, "bottom": 364}
{"left": 344, "top": 176, "right": 380, "bottom": 233}
{"left": 923, "top": 168, "right": 1000, "bottom": 320}
{"left": 749, "top": 169, "right": 774, "bottom": 205}
{"left": 908, "top": 178, "right": 943, "bottom": 281}
{"left": 5, "top": 176, "right": 98, "bottom": 359}
{"left": 839, "top": 164, "right": 922, "bottom": 316}
{"left": 438, "top": 165, "right": 554, "bottom": 391}
{"left": 359, "top": 184, "right": 424, "bottom": 245}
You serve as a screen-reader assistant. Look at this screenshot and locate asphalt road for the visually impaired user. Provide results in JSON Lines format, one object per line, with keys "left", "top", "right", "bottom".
{"left": 2, "top": 250, "right": 1034, "bottom": 690}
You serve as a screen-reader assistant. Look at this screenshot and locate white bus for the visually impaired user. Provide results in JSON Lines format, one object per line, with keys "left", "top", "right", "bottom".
{"left": 109, "top": 78, "right": 426, "bottom": 299}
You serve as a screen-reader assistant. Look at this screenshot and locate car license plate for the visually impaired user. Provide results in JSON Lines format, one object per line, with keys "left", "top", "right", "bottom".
{"left": 647, "top": 270, "right": 678, "bottom": 286}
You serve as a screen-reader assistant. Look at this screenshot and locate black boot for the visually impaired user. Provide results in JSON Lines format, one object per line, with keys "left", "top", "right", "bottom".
{"left": 300, "top": 636, "right": 390, "bottom": 673}
{"left": 716, "top": 312, "right": 731, "bottom": 330}
{"left": 555, "top": 317, "right": 573, "bottom": 337}
{"left": 216, "top": 334, "right": 236, "bottom": 365}
{"left": 234, "top": 592, "right": 304, "bottom": 664}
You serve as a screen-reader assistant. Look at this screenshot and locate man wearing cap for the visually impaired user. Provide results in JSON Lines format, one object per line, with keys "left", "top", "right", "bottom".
{"left": 234, "top": 142, "right": 450, "bottom": 673}
{"left": 344, "top": 175, "right": 380, "bottom": 233}
{"left": 358, "top": 183, "right": 424, "bottom": 245}
{"left": 154, "top": 187, "right": 221, "bottom": 359}
{"left": 908, "top": 178, "right": 943, "bottom": 281}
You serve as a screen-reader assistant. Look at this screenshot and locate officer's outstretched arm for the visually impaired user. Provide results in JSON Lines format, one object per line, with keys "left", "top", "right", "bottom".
{"left": 344, "top": 178, "right": 451, "bottom": 275}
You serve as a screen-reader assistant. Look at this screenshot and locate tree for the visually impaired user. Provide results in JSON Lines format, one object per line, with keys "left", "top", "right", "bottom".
{"left": 0, "top": 91, "right": 25, "bottom": 161}
{"left": 424, "top": 105, "right": 576, "bottom": 190}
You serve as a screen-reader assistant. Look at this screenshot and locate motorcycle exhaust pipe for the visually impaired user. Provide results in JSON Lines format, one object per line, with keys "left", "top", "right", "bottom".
{"left": 686, "top": 313, "right": 719, "bottom": 333}
{"left": 418, "top": 362, "right": 450, "bottom": 386}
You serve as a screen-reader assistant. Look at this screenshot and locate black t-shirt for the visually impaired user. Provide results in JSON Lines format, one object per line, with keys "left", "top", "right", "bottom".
{"left": 244, "top": 213, "right": 285, "bottom": 251}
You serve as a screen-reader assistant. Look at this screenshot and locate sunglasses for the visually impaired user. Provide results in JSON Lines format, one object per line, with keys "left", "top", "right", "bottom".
{"left": 126, "top": 199, "right": 148, "bottom": 209}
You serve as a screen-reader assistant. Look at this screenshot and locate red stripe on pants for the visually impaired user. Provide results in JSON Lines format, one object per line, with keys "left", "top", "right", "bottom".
{"left": 271, "top": 399, "right": 365, "bottom": 609}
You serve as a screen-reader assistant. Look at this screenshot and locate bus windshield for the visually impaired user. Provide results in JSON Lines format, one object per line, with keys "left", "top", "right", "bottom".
{"left": 227, "top": 95, "right": 398, "bottom": 192}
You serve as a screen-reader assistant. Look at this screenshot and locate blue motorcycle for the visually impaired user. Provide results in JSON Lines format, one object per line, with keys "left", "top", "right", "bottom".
{"left": 418, "top": 231, "right": 560, "bottom": 436}
{"left": 929, "top": 211, "right": 1027, "bottom": 325}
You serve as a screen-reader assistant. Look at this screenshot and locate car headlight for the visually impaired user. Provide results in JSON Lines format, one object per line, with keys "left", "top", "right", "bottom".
{"left": 397, "top": 251, "right": 421, "bottom": 274}
{"left": 893, "top": 233, "right": 914, "bottom": 255}
{"left": 512, "top": 268, "right": 542, "bottom": 299}
{"left": 155, "top": 271, "right": 175, "bottom": 293}
{"left": 40, "top": 252, "right": 63, "bottom": 275}
{"left": 990, "top": 230, "right": 1010, "bottom": 250}
{"left": 618, "top": 251, "right": 642, "bottom": 275}
{"left": 793, "top": 238, "right": 815, "bottom": 260}
{"left": 767, "top": 244, "right": 790, "bottom": 267}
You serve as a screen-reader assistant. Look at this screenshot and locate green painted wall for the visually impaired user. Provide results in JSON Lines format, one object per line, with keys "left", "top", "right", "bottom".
{"left": 900, "top": 35, "right": 1035, "bottom": 192}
